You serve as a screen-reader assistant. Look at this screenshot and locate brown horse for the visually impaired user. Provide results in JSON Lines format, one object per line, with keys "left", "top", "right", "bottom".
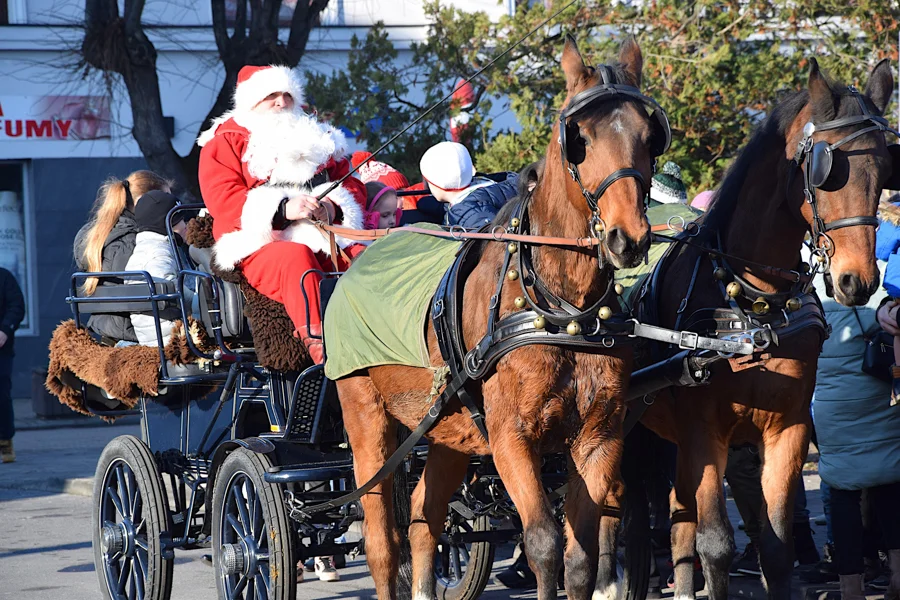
{"left": 613, "top": 58, "right": 898, "bottom": 600}
{"left": 335, "top": 37, "right": 663, "bottom": 600}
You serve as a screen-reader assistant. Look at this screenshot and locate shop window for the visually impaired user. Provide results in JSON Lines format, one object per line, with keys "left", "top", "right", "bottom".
{"left": 0, "top": 0, "right": 7, "bottom": 25}
{"left": 0, "top": 161, "right": 35, "bottom": 335}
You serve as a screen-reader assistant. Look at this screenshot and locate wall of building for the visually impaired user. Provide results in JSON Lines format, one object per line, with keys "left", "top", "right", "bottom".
{"left": 0, "top": 0, "right": 521, "bottom": 398}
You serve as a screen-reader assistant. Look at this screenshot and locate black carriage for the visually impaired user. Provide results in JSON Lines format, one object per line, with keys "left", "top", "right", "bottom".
{"left": 65, "top": 201, "right": 775, "bottom": 600}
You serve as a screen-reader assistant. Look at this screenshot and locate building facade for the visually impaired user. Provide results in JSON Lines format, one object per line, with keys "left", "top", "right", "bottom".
{"left": 0, "top": 0, "right": 517, "bottom": 397}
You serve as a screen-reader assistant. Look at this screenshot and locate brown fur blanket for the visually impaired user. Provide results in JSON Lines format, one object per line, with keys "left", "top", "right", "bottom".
{"left": 46, "top": 318, "right": 214, "bottom": 417}
{"left": 880, "top": 197, "right": 900, "bottom": 226}
{"left": 185, "top": 216, "right": 309, "bottom": 371}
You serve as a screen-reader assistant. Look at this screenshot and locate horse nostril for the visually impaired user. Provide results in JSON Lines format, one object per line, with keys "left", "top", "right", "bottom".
{"left": 838, "top": 272, "right": 861, "bottom": 299}
{"left": 606, "top": 227, "right": 628, "bottom": 255}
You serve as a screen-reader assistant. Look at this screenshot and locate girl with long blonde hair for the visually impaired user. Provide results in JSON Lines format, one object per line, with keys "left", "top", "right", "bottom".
{"left": 73, "top": 170, "right": 172, "bottom": 341}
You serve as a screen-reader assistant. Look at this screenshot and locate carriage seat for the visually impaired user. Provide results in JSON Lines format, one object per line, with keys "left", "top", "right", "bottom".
{"left": 74, "top": 280, "right": 181, "bottom": 321}
{"left": 188, "top": 245, "right": 250, "bottom": 342}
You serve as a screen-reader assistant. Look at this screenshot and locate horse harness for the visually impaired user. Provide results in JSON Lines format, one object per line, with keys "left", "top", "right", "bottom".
{"left": 794, "top": 85, "right": 900, "bottom": 270}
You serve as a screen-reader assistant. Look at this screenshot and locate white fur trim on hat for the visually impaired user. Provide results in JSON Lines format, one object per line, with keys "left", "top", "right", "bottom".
{"left": 419, "top": 141, "right": 474, "bottom": 191}
{"left": 234, "top": 66, "right": 305, "bottom": 113}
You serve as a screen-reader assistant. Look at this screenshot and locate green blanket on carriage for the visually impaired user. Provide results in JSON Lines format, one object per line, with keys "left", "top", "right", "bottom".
{"left": 324, "top": 225, "right": 461, "bottom": 380}
{"left": 614, "top": 203, "right": 703, "bottom": 304}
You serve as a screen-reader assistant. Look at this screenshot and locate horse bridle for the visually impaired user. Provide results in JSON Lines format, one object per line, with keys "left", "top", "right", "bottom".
{"left": 558, "top": 65, "right": 672, "bottom": 239}
{"left": 793, "top": 85, "right": 900, "bottom": 269}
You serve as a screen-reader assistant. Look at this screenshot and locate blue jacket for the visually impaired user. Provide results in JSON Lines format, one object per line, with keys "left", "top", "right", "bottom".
{"left": 446, "top": 173, "right": 519, "bottom": 229}
{"left": 876, "top": 201, "right": 900, "bottom": 298}
{"left": 813, "top": 262, "right": 900, "bottom": 490}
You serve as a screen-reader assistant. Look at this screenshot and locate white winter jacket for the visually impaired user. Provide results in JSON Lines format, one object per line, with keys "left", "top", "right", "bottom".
{"left": 124, "top": 232, "right": 178, "bottom": 346}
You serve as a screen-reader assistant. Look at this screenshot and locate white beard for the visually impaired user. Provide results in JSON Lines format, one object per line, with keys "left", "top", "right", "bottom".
{"left": 232, "top": 108, "right": 348, "bottom": 185}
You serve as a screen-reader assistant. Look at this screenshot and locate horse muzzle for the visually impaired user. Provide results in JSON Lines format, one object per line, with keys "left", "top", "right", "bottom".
{"left": 606, "top": 228, "right": 651, "bottom": 269}
{"left": 831, "top": 270, "right": 879, "bottom": 306}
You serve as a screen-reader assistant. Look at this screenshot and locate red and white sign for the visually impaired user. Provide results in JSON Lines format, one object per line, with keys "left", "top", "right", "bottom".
{"left": 0, "top": 96, "right": 111, "bottom": 141}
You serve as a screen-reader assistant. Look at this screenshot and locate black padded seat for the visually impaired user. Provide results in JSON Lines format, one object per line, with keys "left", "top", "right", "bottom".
{"left": 188, "top": 246, "right": 250, "bottom": 341}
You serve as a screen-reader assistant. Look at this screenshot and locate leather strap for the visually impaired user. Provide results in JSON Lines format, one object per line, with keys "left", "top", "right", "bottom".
{"left": 299, "top": 368, "right": 469, "bottom": 517}
{"left": 316, "top": 222, "right": 603, "bottom": 249}
{"left": 630, "top": 321, "right": 754, "bottom": 355}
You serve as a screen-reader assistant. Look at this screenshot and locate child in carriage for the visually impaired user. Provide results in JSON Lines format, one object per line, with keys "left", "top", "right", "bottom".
{"left": 363, "top": 181, "right": 402, "bottom": 230}
{"left": 123, "top": 191, "right": 186, "bottom": 347}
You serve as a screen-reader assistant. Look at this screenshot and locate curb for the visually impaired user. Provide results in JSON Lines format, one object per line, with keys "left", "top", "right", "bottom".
{"left": 0, "top": 476, "right": 94, "bottom": 497}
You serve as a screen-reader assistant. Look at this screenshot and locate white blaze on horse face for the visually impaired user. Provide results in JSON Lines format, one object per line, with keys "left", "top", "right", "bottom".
{"left": 610, "top": 107, "right": 626, "bottom": 134}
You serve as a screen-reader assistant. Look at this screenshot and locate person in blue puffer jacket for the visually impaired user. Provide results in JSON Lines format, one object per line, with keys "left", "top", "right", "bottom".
{"left": 419, "top": 141, "right": 519, "bottom": 229}
{"left": 874, "top": 193, "right": 900, "bottom": 404}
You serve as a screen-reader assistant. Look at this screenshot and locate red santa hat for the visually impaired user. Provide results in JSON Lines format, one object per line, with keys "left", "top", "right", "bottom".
{"left": 233, "top": 65, "right": 305, "bottom": 113}
{"left": 350, "top": 151, "right": 410, "bottom": 190}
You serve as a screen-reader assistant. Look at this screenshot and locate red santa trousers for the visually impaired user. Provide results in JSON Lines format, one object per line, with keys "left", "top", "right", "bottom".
{"left": 240, "top": 241, "right": 352, "bottom": 333}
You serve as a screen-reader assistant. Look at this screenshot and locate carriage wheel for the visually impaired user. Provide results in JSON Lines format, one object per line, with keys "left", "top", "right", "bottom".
{"left": 434, "top": 514, "right": 495, "bottom": 600}
{"left": 92, "top": 435, "right": 174, "bottom": 600}
{"left": 212, "top": 448, "right": 295, "bottom": 600}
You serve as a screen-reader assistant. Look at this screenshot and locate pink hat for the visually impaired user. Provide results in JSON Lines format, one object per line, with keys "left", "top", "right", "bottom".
{"left": 691, "top": 190, "right": 715, "bottom": 211}
{"left": 351, "top": 151, "right": 410, "bottom": 190}
{"left": 233, "top": 65, "right": 305, "bottom": 112}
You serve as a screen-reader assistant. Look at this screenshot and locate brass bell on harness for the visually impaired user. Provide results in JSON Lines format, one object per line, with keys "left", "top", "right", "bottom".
{"left": 752, "top": 297, "right": 770, "bottom": 316}
{"left": 726, "top": 282, "right": 742, "bottom": 298}
{"left": 507, "top": 269, "right": 520, "bottom": 281}
{"left": 815, "top": 253, "right": 827, "bottom": 264}
{"left": 514, "top": 296, "right": 527, "bottom": 309}
{"left": 533, "top": 316, "right": 547, "bottom": 330}
{"left": 594, "top": 222, "right": 605, "bottom": 233}
{"left": 598, "top": 306, "right": 613, "bottom": 320}
{"left": 508, "top": 242, "right": 518, "bottom": 254}
{"left": 567, "top": 321, "right": 582, "bottom": 336}
{"left": 713, "top": 267, "right": 728, "bottom": 280}
{"left": 786, "top": 297, "right": 802, "bottom": 312}
{"left": 614, "top": 283, "right": 625, "bottom": 296}
{"left": 510, "top": 217, "right": 521, "bottom": 228}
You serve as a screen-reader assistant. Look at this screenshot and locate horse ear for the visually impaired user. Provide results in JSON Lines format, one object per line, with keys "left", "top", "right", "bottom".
{"left": 864, "top": 59, "right": 894, "bottom": 115}
{"left": 618, "top": 36, "right": 643, "bottom": 89}
{"left": 807, "top": 57, "right": 836, "bottom": 121}
{"left": 561, "top": 34, "right": 589, "bottom": 94}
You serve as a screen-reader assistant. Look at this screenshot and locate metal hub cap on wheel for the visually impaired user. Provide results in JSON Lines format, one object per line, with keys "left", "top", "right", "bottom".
{"left": 222, "top": 542, "right": 247, "bottom": 576}
{"left": 100, "top": 523, "right": 127, "bottom": 556}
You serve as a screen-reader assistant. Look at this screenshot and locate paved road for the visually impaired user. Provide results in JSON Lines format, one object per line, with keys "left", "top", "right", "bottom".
{"left": 0, "top": 423, "right": 833, "bottom": 600}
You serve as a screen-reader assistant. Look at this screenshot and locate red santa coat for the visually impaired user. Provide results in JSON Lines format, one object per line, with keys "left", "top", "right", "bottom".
{"left": 198, "top": 115, "right": 365, "bottom": 270}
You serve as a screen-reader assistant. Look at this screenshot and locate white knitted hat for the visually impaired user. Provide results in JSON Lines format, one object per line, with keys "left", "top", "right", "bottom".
{"left": 419, "top": 141, "right": 474, "bottom": 191}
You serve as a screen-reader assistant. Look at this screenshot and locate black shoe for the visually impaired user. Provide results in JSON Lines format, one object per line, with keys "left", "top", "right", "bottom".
{"left": 496, "top": 553, "right": 537, "bottom": 589}
{"left": 794, "top": 522, "right": 821, "bottom": 566}
{"left": 730, "top": 543, "right": 761, "bottom": 576}
{"left": 798, "top": 560, "right": 839, "bottom": 584}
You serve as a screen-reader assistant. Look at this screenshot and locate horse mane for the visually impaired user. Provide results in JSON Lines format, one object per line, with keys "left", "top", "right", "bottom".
{"left": 702, "top": 69, "right": 872, "bottom": 233}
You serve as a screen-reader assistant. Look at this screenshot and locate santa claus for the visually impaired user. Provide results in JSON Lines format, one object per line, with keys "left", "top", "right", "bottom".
{"left": 198, "top": 65, "right": 366, "bottom": 364}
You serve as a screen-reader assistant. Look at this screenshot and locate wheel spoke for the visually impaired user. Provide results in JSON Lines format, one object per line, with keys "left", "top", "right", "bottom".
{"left": 251, "top": 493, "right": 263, "bottom": 542}
{"left": 246, "top": 577, "right": 255, "bottom": 600}
{"left": 132, "top": 554, "right": 145, "bottom": 600}
{"left": 235, "top": 479, "right": 252, "bottom": 534}
{"left": 128, "top": 564, "right": 137, "bottom": 600}
{"left": 254, "top": 573, "right": 266, "bottom": 600}
{"left": 227, "top": 513, "right": 244, "bottom": 538}
{"left": 116, "top": 465, "right": 130, "bottom": 519}
{"left": 117, "top": 556, "right": 131, "bottom": 594}
{"left": 460, "top": 544, "right": 470, "bottom": 563}
{"left": 125, "top": 467, "right": 140, "bottom": 518}
{"left": 450, "top": 545, "right": 462, "bottom": 582}
{"left": 134, "top": 535, "right": 149, "bottom": 552}
{"left": 230, "top": 574, "right": 248, "bottom": 600}
{"left": 106, "top": 486, "right": 126, "bottom": 520}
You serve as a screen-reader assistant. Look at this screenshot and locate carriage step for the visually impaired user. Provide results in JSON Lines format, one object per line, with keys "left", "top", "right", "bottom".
{"left": 264, "top": 460, "right": 354, "bottom": 483}
{"left": 284, "top": 364, "right": 328, "bottom": 443}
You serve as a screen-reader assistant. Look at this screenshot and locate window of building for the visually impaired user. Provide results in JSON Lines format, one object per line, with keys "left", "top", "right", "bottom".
{"left": 0, "top": 0, "right": 8, "bottom": 25}
{"left": 0, "top": 161, "right": 35, "bottom": 335}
